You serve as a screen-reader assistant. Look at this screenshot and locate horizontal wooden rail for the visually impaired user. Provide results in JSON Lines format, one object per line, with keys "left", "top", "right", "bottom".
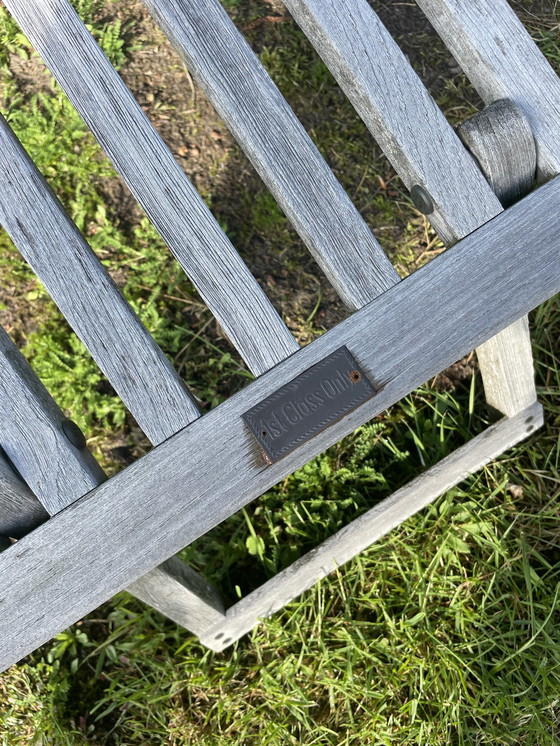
{"left": 201, "top": 401, "right": 543, "bottom": 650}
{"left": 0, "top": 176, "right": 558, "bottom": 671}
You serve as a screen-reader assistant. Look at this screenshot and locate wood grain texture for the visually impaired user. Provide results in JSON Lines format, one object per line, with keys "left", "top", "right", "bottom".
{"left": 128, "top": 555, "right": 225, "bottom": 630}
{"left": 283, "top": 0, "right": 503, "bottom": 246}
{"left": 284, "top": 0, "right": 537, "bottom": 417}
{"left": 0, "top": 113, "right": 200, "bottom": 444}
{"left": 201, "top": 401, "right": 543, "bottom": 650}
{"left": 458, "top": 100, "right": 536, "bottom": 209}
{"left": 0, "top": 452, "right": 48, "bottom": 539}
{"left": 0, "top": 325, "right": 106, "bottom": 514}
{"left": 211, "top": 95, "right": 539, "bottom": 641}
{"left": 458, "top": 101, "right": 537, "bottom": 416}
{"left": 475, "top": 317, "right": 536, "bottom": 417}
{"left": 0, "top": 326, "right": 225, "bottom": 633}
{"left": 0, "top": 115, "right": 230, "bottom": 627}
{"left": 141, "top": 0, "right": 400, "bottom": 311}
{"left": 416, "top": 0, "right": 560, "bottom": 179}
{"left": 2, "top": 0, "right": 298, "bottom": 375}
{"left": 0, "top": 176, "right": 558, "bottom": 671}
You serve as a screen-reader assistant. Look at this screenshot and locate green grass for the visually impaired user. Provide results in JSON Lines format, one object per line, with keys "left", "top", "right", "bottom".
{"left": 0, "top": 1, "right": 559, "bottom": 743}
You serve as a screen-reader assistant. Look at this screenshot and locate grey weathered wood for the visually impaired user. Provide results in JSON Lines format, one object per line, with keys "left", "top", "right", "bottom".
{"left": 0, "top": 113, "right": 229, "bottom": 627}
{"left": 0, "top": 113, "right": 200, "bottom": 444}
{"left": 283, "top": 0, "right": 503, "bottom": 245}
{"left": 0, "top": 5, "right": 301, "bottom": 628}
{"left": 458, "top": 100, "right": 536, "bottom": 209}
{"left": 475, "top": 317, "right": 536, "bottom": 417}
{"left": 0, "top": 325, "right": 106, "bottom": 513}
{"left": 128, "top": 555, "right": 225, "bottom": 630}
{"left": 0, "top": 176, "right": 558, "bottom": 672}
{"left": 201, "top": 401, "right": 543, "bottom": 650}
{"left": 141, "top": 0, "right": 400, "bottom": 311}
{"left": 284, "top": 0, "right": 537, "bottom": 417}
{"left": 0, "top": 452, "right": 48, "bottom": 539}
{"left": 3, "top": 0, "right": 298, "bottom": 375}
{"left": 458, "top": 100, "right": 537, "bottom": 417}
{"left": 416, "top": 0, "right": 560, "bottom": 179}
{"left": 0, "top": 326, "right": 225, "bottom": 633}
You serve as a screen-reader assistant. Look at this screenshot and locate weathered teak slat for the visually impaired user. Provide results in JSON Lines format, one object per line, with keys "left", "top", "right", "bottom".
{"left": 201, "top": 400, "right": 543, "bottom": 650}
{"left": 284, "top": 0, "right": 502, "bottom": 244}
{"left": 416, "top": 0, "right": 560, "bottom": 179}
{"left": 0, "top": 176, "right": 558, "bottom": 672}
{"left": 0, "top": 114, "right": 200, "bottom": 443}
{"left": 2, "top": 0, "right": 299, "bottom": 375}
{"left": 0, "top": 326, "right": 225, "bottom": 634}
{"left": 0, "top": 326, "right": 105, "bottom": 512}
{"left": 0, "top": 452, "right": 48, "bottom": 539}
{"left": 140, "top": 0, "right": 400, "bottom": 310}
{"left": 283, "top": 0, "right": 537, "bottom": 418}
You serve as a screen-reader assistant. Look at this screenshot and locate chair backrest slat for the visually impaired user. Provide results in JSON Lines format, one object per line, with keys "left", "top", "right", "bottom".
{"left": 142, "top": 0, "right": 400, "bottom": 310}
{"left": 0, "top": 326, "right": 105, "bottom": 513}
{"left": 0, "top": 114, "right": 201, "bottom": 445}
{"left": 417, "top": 0, "right": 560, "bottom": 179}
{"left": 0, "top": 453, "right": 48, "bottom": 539}
{"left": 285, "top": 0, "right": 503, "bottom": 245}
{"left": 3, "top": 0, "right": 299, "bottom": 376}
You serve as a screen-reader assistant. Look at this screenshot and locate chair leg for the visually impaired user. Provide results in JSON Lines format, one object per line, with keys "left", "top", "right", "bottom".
{"left": 458, "top": 100, "right": 539, "bottom": 417}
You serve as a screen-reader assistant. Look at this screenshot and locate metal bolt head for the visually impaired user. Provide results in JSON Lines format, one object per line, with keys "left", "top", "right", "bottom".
{"left": 62, "top": 419, "right": 87, "bottom": 450}
{"left": 410, "top": 184, "right": 435, "bottom": 215}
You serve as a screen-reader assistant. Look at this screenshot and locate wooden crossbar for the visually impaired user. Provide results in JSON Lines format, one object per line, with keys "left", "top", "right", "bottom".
{"left": 0, "top": 176, "right": 558, "bottom": 672}
{"left": 2, "top": 0, "right": 299, "bottom": 375}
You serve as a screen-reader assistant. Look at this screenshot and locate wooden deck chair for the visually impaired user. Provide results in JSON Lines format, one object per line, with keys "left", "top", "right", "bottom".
{"left": 0, "top": 0, "right": 558, "bottom": 670}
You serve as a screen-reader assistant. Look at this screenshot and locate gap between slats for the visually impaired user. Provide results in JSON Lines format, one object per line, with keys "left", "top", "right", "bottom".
{"left": 0, "top": 325, "right": 226, "bottom": 633}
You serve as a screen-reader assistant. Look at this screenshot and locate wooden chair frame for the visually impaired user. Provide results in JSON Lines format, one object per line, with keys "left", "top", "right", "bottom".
{"left": 0, "top": 0, "right": 558, "bottom": 669}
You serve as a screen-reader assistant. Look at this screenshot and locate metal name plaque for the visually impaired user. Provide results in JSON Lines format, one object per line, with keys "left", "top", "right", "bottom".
{"left": 242, "top": 346, "right": 376, "bottom": 463}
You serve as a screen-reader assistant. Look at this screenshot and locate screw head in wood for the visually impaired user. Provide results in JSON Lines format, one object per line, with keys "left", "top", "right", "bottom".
{"left": 62, "top": 419, "right": 87, "bottom": 450}
{"left": 410, "top": 184, "right": 434, "bottom": 215}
